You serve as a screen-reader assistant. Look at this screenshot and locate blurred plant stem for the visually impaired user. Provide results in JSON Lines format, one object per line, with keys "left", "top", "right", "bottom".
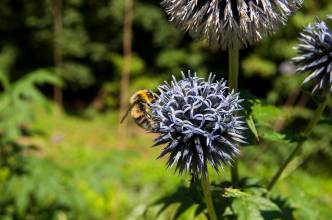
{"left": 228, "top": 41, "right": 239, "bottom": 186}
{"left": 51, "top": 0, "right": 63, "bottom": 109}
{"left": 118, "top": 0, "right": 133, "bottom": 147}
{"left": 201, "top": 173, "right": 218, "bottom": 220}
{"left": 267, "top": 96, "right": 329, "bottom": 191}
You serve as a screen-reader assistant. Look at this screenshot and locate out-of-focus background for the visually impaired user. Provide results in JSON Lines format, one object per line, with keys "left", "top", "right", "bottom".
{"left": 0, "top": 0, "right": 331, "bottom": 219}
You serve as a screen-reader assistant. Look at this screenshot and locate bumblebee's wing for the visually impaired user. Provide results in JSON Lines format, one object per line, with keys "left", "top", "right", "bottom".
{"left": 120, "top": 104, "right": 134, "bottom": 124}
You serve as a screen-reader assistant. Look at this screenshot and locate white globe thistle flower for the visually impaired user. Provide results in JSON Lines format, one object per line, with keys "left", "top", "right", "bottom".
{"left": 293, "top": 20, "right": 332, "bottom": 94}
{"left": 162, "top": 0, "right": 303, "bottom": 50}
{"left": 150, "top": 71, "right": 246, "bottom": 176}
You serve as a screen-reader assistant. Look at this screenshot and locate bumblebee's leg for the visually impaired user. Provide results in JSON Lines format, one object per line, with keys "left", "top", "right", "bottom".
{"left": 120, "top": 103, "right": 134, "bottom": 123}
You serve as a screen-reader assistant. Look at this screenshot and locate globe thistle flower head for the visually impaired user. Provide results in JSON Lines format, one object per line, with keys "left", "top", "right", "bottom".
{"left": 151, "top": 71, "right": 246, "bottom": 177}
{"left": 162, "top": 0, "right": 303, "bottom": 50}
{"left": 293, "top": 20, "right": 332, "bottom": 93}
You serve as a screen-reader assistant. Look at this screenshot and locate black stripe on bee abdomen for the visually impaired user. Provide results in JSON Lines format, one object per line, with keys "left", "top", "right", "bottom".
{"left": 135, "top": 115, "right": 154, "bottom": 130}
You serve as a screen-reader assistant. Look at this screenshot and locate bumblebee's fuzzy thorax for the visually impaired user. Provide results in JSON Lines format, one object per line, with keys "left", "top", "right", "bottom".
{"left": 130, "top": 89, "right": 153, "bottom": 104}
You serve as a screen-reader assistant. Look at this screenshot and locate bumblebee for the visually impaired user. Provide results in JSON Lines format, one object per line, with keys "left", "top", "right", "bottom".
{"left": 120, "top": 89, "right": 156, "bottom": 130}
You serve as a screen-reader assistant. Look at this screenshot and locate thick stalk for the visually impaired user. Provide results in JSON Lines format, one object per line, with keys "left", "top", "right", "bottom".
{"left": 51, "top": 0, "right": 63, "bottom": 108}
{"left": 228, "top": 41, "right": 239, "bottom": 185}
{"left": 267, "top": 98, "right": 328, "bottom": 191}
{"left": 228, "top": 42, "right": 239, "bottom": 91}
{"left": 201, "top": 173, "right": 218, "bottom": 220}
{"left": 118, "top": 0, "right": 133, "bottom": 147}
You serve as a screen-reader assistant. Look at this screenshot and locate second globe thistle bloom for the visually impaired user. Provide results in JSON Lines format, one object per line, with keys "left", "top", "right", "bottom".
{"left": 162, "top": 0, "right": 303, "bottom": 50}
{"left": 150, "top": 72, "right": 246, "bottom": 176}
{"left": 293, "top": 20, "right": 332, "bottom": 93}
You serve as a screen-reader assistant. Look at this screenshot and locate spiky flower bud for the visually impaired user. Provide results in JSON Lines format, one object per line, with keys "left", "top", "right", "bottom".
{"left": 162, "top": 0, "right": 303, "bottom": 50}
{"left": 150, "top": 72, "right": 246, "bottom": 176}
{"left": 293, "top": 20, "right": 332, "bottom": 93}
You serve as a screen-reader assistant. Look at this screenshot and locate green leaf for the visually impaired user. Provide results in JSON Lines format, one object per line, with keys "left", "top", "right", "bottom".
{"left": 24, "top": 69, "right": 62, "bottom": 86}
{"left": 8, "top": 177, "right": 34, "bottom": 217}
{"left": 262, "top": 131, "right": 289, "bottom": 143}
{"left": 0, "top": 69, "right": 10, "bottom": 90}
{"left": 242, "top": 55, "right": 277, "bottom": 78}
{"left": 252, "top": 104, "right": 282, "bottom": 127}
{"left": 0, "top": 69, "right": 60, "bottom": 143}
{"left": 249, "top": 196, "right": 280, "bottom": 211}
{"left": 109, "top": 53, "right": 145, "bottom": 75}
{"left": 223, "top": 188, "right": 250, "bottom": 198}
{"left": 223, "top": 186, "right": 280, "bottom": 220}
{"left": 232, "top": 199, "right": 264, "bottom": 220}
{"left": 246, "top": 115, "right": 260, "bottom": 142}
{"left": 61, "top": 62, "right": 94, "bottom": 89}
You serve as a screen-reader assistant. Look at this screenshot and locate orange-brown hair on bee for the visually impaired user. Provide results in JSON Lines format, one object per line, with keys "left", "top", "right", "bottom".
{"left": 120, "top": 89, "right": 156, "bottom": 130}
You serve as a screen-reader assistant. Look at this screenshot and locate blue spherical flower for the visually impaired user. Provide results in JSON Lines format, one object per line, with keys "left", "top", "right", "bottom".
{"left": 293, "top": 20, "right": 332, "bottom": 93}
{"left": 162, "top": 0, "right": 303, "bottom": 50}
{"left": 150, "top": 72, "right": 246, "bottom": 176}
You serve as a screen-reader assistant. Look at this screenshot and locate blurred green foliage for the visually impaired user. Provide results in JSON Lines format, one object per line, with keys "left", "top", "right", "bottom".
{"left": 0, "top": 0, "right": 331, "bottom": 219}
{"left": 0, "top": 0, "right": 330, "bottom": 107}
{"left": 0, "top": 69, "right": 61, "bottom": 142}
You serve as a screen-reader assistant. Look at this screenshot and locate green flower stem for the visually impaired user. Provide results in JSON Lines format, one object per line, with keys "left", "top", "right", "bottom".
{"left": 228, "top": 41, "right": 239, "bottom": 185}
{"left": 201, "top": 173, "right": 218, "bottom": 220}
{"left": 267, "top": 97, "right": 329, "bottom": 191}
